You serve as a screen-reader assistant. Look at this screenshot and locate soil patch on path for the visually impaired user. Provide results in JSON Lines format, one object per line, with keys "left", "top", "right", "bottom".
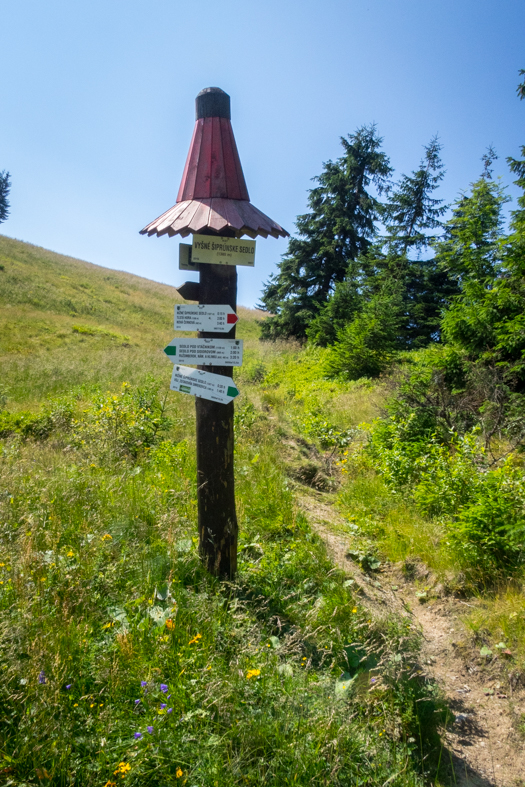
{"left": 297, "top": 488, "right": 525, "bottom": 787}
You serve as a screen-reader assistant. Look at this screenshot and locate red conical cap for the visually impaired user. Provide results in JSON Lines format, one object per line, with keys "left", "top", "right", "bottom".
{"left": 176, "top": 88, "right": 249, "bottom": 202}
{"left": 140, "top": 88, "right": 288, "bottom": 240}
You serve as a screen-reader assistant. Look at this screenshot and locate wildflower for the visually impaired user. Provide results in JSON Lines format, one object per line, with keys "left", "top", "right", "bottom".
{"left": 134, "top": 732, "right": 142, "bottom": 740}
{"left": 351, "top": 608, "right": 357, "bottom": 613}
{"left": 160, "top": 683, "right": 168, "bottom": 693}
{"left": 167, "top": 708, "right": 173, "bottom": 714}
{"left": 246, "top": 669, "right": 260, "bottom": 679}
{"left": 66, "top": 684, "right": 72, "bottom": 689}
{"left": 160, "top": 703, "right": 167, "bottom": 709}
{"left": 103, "top": 622, "right": 113, "bottom": 629}
{"left": 67, "top": 551, "right": 74, "bottom": 557}
{"left": 113, "top": 762, "right": 131, "bottom": 777}
{"left": 176, "top": 768, "right": 183, "bottom": 778}
{"left": 188, "top": 633, "right": 202, "bottom": 645}
{"left": 38, "top": 670, "right": 46, "bottom": 684}
{"left": 166, "top": 619, "right": 175, "bottom": 630}
{"left": 104, "top": 782, "right": 116, "bottom": 787}
{"left": 73, "top": 703, "right": 78, "bottom": 707}
{"left": 147, "top": 726, "right": 154, "bottom": 734}
{"left": 140, "top": 681, "right": 147, "bottom": 688}
{"left": 134, "top": 699, "right": 140, "bottom": 705}
{"left": 102, "top": 534, "right": 112, "bottom": 541}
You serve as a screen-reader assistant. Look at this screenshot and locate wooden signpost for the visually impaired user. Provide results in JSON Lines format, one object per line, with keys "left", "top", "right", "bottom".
{"left": 140, "top": 87, "right": 288, "bottom": 578}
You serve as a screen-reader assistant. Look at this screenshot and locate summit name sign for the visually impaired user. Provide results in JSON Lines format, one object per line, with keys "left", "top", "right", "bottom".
{"left": 191, "top": 234, "right": 256, "bottom": 267}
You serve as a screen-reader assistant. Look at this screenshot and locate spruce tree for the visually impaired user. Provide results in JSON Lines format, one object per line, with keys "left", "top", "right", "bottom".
{"left": 381, "top": 136, "right": 447, "bottom": 255}
{"left": 0, "top": 171, "right": 10, "bottom": 224}
{"left": 259, "top": 126, "right": 391, "bottom": 339}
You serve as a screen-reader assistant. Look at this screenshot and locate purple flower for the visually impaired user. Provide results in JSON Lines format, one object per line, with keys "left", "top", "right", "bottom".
{"left": 38, "top": 671, "right": 46, "bottom": 685}
{"left": 160, "top": 683, "right": 168, "bottom": 693}
{"left": 134, "top": 699, "right": 140, "bottom": 705}
{"left": 134, "top": 732, "right": 142, "bottom": 740}
{"left": 370, "top": 678, "right": 377, "bottom": 683}
{"left": 140, "top": 681, "right": 147, "bottom": 688}
{"left": 167, "top": 708, "right": 173, "bottom": 714}
{"left": 167, "top": 694, "right": 171, "bottom": 699}
{"left": 66, "top": 684, "right": 72, "bottom": 690}
{"left": 160, "top": 703, "right": 167, "bottom": 709}
{"left": 147, "top": 726, "right": 154, "bottom": 734}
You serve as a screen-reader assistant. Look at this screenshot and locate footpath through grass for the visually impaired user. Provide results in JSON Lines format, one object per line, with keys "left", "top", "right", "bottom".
{"left": 1, "top": 236, "right": 449, "bottom": 786}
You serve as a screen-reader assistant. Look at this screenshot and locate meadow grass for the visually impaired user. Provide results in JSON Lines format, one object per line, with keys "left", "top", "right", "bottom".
{"left": 0, "top": 236, "right": 451, "bottom": 786}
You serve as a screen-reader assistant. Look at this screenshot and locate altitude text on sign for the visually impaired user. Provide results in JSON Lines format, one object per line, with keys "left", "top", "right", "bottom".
{"left": 191, "top": 234, "right": 256, "bottom": 267}
{"left": 170, "top": 365, "right": 239, "bottom": 405}
{"left": 174, "top": 304, "right": 238, "bottom": 333}
{"left": 164, "top": 338, "right": 243, "bottom": 366}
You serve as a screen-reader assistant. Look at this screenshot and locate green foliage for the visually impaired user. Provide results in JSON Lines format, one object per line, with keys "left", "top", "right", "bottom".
{"left": 309, "top": 138, "right": 455, "bottom": 355}
{"left": 382, "top": 136, "right": 447, "bottom": 255}
{"left": 325, "top": 282, "right": 404, "bottom": 379}
{"left": 0, "top": 382, "right": 440, "bottom": 787}
{"left": 72, "top": 324, "right": 131, "bottom": 342}
{"left": 365, "top": 401, "right": 525, "bottom": 575}
{"left": 0, "top": 170, "right": 10, "bottom": 223}
{"left": 260, "top": 125, "right": 391, "bottom": 339}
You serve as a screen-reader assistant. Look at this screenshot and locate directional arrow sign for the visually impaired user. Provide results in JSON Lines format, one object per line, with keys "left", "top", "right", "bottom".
{"left": 170, "top": 365, "right": 240, "bottom": 404}
{"left": 164, "top": 338, "right": 243, "bottom": 366}
{"left": 174, "top": 304, "right": 238, "bottom": 333}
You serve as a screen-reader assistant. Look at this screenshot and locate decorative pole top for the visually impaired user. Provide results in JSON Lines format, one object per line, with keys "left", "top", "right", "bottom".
{"left": 140, "top": 87, "right": 288, "bottom": 239}
{"left": 196, "top": 87, "right": 230, "bottom": 120}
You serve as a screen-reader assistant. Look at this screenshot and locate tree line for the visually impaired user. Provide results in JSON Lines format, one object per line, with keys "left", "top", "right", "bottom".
{"left": 259, "top": 71, "right": 525, "bottom": 390}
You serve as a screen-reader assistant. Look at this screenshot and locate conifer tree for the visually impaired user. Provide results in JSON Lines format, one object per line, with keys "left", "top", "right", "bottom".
{"left": 259, "top": 126, "right": 391, "bottom": 339}
{"left": 0, "top": 170, "right": 10, "bottom": 224}
{"left": 381, "top": 136, "right": 447, "bottom": 255}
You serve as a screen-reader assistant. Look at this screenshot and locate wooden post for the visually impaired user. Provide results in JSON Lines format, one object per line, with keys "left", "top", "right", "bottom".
{"left": 196, "top": 261, "right": 238, "bottom": 578}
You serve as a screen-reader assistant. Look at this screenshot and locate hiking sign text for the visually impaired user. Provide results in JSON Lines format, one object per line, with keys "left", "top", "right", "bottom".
{"left": 174, "top": 304, "right": 238, "bottom": 333}
{"left": 164, "top": 338, "right": 243, "bottom": 366}
{"left": 191, "top": 234, "right": 256, "bottom": 266}
{"left": 170, "top": 365, "right": 240, "bottom": 404}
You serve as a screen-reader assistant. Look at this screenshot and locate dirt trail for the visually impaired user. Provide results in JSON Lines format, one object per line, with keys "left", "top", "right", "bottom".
{"left": 297, "top": 489, "right": 525, "bottom": 787}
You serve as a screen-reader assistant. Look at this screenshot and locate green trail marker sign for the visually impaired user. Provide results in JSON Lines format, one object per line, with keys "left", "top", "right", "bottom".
{"left": 191, "top": 234, "right": 256, "bottom": 267}
{"left": 164, "top": 338, "right": 243, "bottom": 366}
{"left": 170, "top": 365, "right": 240, "bottom": 404}
{"left": 174, "top": 304, "right": 238, "bottom": 333}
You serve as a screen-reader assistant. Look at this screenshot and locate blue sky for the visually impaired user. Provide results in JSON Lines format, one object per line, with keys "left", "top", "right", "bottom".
{"left": 1, "top": 0, "right": 524, "bottom": 307}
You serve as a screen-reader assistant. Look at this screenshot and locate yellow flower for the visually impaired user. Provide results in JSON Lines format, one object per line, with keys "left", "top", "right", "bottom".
{"left": 165, "top": 619, "right": 175, "bottom": 630}
{"left": 113, "top": 762, "right": 131, "bottom": 776}
{"left": 102, "top": 622, "right": 113, "bottom": 629}
{"left": 188, "top": 633, "right": 202, "bottom": 645}
{"left": 102, "top": 534, "right": 112, "bottom": 541}
{"left": 67, "top": 551, "right": 74, "bottom": 557}
{"left": 176, "top": 767, "right": 183, "bottom": 778}
{"left": 246, "top": 669, "right": 260, "bottom": 679}
{"left": 351, "top": 607, "right": 357, "bottom": 613}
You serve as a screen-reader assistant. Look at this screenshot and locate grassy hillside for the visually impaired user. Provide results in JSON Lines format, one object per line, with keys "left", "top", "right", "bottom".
{"left": 0, "top": 236, "right": 453, "bottom": 787}
{"left": 0, "top": 235, "right": 260, "bottom": 403}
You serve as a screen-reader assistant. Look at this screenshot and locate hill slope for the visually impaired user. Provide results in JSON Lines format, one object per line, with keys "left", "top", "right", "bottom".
{"left": 0, "top": 234, "right": 261, "bottom": 402}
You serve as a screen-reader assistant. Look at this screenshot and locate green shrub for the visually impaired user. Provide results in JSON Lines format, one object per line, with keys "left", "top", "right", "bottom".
{"left": 447, "top": 461, "right": 525, "bottom": 572}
